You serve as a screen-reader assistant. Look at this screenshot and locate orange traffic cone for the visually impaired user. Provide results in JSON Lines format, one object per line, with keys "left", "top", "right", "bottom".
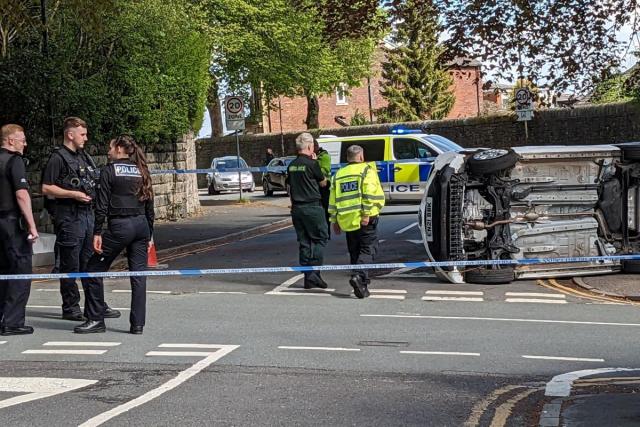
{"left": 147, "top": 239, "right": 167, "bottom": 269}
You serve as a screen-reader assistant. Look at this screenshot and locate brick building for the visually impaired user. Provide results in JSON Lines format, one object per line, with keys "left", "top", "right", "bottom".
{"left": 262, "top": 54, "right": 483, "bottom": 133}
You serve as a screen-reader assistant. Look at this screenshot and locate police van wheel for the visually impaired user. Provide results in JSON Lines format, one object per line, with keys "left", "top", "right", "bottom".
{"left": 622, "top": 260, "right": 640, "bottom": 273}
{"left": 465, "top": 267, "right": 515, "bottom": 284}
{"left": 467, "top": 149, "right": 519, "bottom": 175}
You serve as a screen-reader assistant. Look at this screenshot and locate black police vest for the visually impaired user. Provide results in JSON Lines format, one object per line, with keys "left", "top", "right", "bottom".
{"left": 108, "top": 161, "right": 146, "bottom": 216}
{"left": 0, "top": 149, "right": 22, "bottom": 214}
{"left": 52, "top": 147, "right": 99, "bottom": 200}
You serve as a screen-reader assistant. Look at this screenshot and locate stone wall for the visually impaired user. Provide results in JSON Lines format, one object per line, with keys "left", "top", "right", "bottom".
{"left": 29, "top": 133, "right": 200, "bottom": 233}
{"left": 197, "top": 101, "right": 640, "bottom": 188}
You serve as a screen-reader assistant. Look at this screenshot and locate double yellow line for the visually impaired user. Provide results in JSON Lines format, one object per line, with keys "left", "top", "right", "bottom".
{"left": 538, "top": 279, "right": 640, "bottom": 306}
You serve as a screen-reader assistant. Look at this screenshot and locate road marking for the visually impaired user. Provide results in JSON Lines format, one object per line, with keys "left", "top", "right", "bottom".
{"left": 266, "top": 273, "right": 303, "bottom": 295}
{"left": 522, "top": 355, "right": 604, "bottom": 362}
{"left": 464, "top": 385, "right": 525, "bottom": 427}
{"left": 370, "top": 289, "right": 407, "bottom": 294}
{"left": 505, "top": 298, "right": 567, "bottom": 304}
{"left": 197, "top": 291, "right": 247, "bottom": 295}
{"left": 400, "top": 351, "right": 480, "bottom": 356}
{"left": 278, "top": 346, "right": 361, "bottom": 352}
{"left": 80, "top": 344, "right": 238, "bottom": 427}
{"left": 576, "top": 376, "right": 640, "bottom": 383}
{"left": 0, "top": 341, "right": 6, "bottom": 345}
{"left": 422, "top": 296, "right": 484, "bottom": 302}
{"left": 112, "top": 290, "right": 172, "bottom": 294}
{"left": 158, "top": 343, "right": 227, "bottom": 349}
{"left": 146, "top": 351, "right": 218, "bottom": 357}
{"left": 43, "top": 341, "right": 121, "bottom": 347}
{"left": 369, "top": 295, "right": 406, "bottom": 300}
{"left": 505, "top": 292, "right": 565, "bottom": 298}
{"left": 545, "top": 368, "right": 639, "bottom": 397}
{"left": 489, "top": 387, "right": 540, "bottom": 427}
{"left": 0, "top": 377, "right": 97, "bottom": 409}
{"left": 395, "top": 222, "right": 418, "bottom": 234}
{"left": 23, "top": 349, "right": 108, "bottom": 355}
{"left": 425, "top": 290, "right": 483, "bottom": 296}
{"left": 361, "top": 314, "right": 640, "bottom": 327}
{"left": 26, "top": 305, "right": 130, "bottom": 311}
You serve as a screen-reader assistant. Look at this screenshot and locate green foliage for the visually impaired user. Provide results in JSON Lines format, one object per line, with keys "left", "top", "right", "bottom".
{"left": 350, "top": 109, "right": 369, "bottom": 126}
{"left": 378, "top": 0, "right": 454, "bottom": 122}
{"left": 0, "top": 0, "right": 211, "bottom": 149}
{"left": 591, "top": 75, "right": 634, "bottom": 104}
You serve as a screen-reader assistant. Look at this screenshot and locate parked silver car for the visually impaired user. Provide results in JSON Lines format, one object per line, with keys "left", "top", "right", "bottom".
{"left": 207, "top": 156, "right": 255, "bottom": 195}
{"left": 419, "top": 143, "right": 640, "bottom": 284}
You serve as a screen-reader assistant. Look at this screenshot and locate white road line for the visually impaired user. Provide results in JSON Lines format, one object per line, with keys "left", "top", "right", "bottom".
{"left": 0, "top": 378, "right": 97, "bottom": 409}
{"left": 422, "top": 296, "right": 484, "bottom": 302}
{"left": 197, "top": 291, "right": 247, "bottom": 295}
{"left": 425, "top": 290, "right": 484, "bottom": 296}
{"left": 545, "top": 368, "right": 639, "bottom": 397}
{"left": 505, "top": 292, "right": 565, "bottom": 298}
{"left": 266, "top": 273, "right": 304, "bottom": 295}
{"left": 112, "top": 290, "right": 172, "bottom": 294}
{"left": 276, "top": 288, "right": 336, "bottom": 293}
{"left": 268, "top": 292, "right": 331, "bottom": 297}
{"left": 369, "top": 295, "right": 406, "bottom": 300}
{"left": 370, "top": 289, "right": 407, "bottom": 294}
{"left": 146, "top": 351, "right": 217, "bottom": 357}
{"left": 523, "top": 355, "right": 605, "bottom": 363}
{"left": 43, "top": 342, "right": 121, "bottom": 347}
{"left": 22, "top": 349, "right": 108, "bottom": 355}
{"left": 80, "top": 344, "right": 238, "bottom": 427}
{"left": 360, "top": 314, "right": 640, "bottom": 327}
{"left": 506, "top": 298, "right": 567, "bottom": 304}
{"left": 278, "top": 346, "right": 361, "bottom": 352}
{"left": 0, "top": 341, "right": 6, "bottom": 345}
{"left": 395, "top": 222, "right": 418, "bottom": 234}
{"left": 158, "top": 343, "right": 227, "bottom": 349}
{"left": 26, "top": 305, "right": 131, "bottom": 311}
{"left": 400, "top": 351, "right": 480, "bottom": 356}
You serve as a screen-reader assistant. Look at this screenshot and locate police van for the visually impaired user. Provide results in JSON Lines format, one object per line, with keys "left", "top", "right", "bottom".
{"left": 318, "top": 128, "right": 462, "bottom": 202}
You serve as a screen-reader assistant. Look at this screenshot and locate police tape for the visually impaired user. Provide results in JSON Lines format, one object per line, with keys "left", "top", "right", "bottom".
{"left": 2, "top": 254, "right": 640, "bottom": 281}
{"left": 149, "top": 159, "right": 434, "bottom": 175}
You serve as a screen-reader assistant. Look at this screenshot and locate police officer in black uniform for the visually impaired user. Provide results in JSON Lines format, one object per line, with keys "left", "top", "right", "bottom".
{"left": 42, "top": 117, "right": 120, "bottom": 321}
{"left": 0, "top": 124, "right": 38, "bottom": 335}
{"left": 75, "top": 134, "right": 154, "bottom": 334}
{"left": 287, "top": 132, "right": 329, "bottom": 289}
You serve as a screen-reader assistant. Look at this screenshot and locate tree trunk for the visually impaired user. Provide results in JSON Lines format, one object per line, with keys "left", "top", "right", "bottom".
{"left": 207, "top": 77, "right": 224, "bottom": 138}
{"left": 305, "top": 93, "right": 320, "bottom": 129}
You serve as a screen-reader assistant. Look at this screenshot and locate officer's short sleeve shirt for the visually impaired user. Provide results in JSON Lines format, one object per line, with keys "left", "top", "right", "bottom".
{"left": 42, "top": 151, "right": 66, "bottom": 185}
{"left": 8, "top": 154, "right": 29, "bottom": 192}
{"left": 287, "top": 155, "right": 324, "bottom": 204}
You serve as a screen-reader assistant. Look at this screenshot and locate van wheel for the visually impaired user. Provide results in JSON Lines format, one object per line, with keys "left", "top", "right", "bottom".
{"left": 621, "top": 259, "right": 640, "bottom": 273}
{"left": 465, "top": 267, "right": 515, "bottom": 284}
{"left": 617, "top": 143, "right": 640, "bottom": 161}
{"left": 467, "top": 149, "right": 519, "bottom": 175}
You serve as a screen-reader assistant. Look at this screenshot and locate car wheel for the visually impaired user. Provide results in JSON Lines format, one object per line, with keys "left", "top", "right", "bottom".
{"left": 617, "top": 143, "right": 640, "bottom": 161}
{"left": 621, "top": 259, "right": 640, "bottom": 273}
{"left": 467, "top": 149, "right": 519, "bottom": 175}
{"left": 464, "top": 266, "right": 515, "bottom": 284}
{"left": 263, "top": 180, "right": 274, "bottom": 196}
{"left": 208, "top": 184, "right": 219, "bottom": 196}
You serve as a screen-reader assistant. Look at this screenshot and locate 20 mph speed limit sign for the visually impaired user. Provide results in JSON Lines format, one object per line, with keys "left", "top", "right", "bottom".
{"left": 225, "top": 96, "right": 245, "bottom": 131}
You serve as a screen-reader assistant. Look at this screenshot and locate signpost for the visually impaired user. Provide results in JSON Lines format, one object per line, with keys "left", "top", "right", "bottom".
{"left": 224, "top": 96, "right": 246, "bottom": 201}
{"left": 515, "top": 87, "right": 534, "bottom": 140}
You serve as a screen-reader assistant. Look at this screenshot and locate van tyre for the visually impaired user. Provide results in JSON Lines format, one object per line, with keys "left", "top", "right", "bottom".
{"left": 465, "top": 266, "right": 515, "bottom": 284}
{"left": 621, "top": 259, "right": 640, "bottom": 273}
{"left": 467, "top": 149, "right": 519, "bottom": 175}
{"left": 617, "top": 143, "right": 640, "bottom": 161}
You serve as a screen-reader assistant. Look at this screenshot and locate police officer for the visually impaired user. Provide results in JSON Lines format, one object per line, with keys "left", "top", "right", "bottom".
{"left": 287, "top": 133, "right": 329, "bottom": 289}
{"left": 329, "top": 145, "right": 385, "bottom": 299}
{"left": 42, "top": 117, "right": 120, "bottom": 321}
{"left": 75, "top": 135, "right": 154, "bottom": 334}
{"left": 0, "top": 124, "right": 38, "bottom": 335}
{"left": 314, "top": 140, "right": 332, "bottom": 237}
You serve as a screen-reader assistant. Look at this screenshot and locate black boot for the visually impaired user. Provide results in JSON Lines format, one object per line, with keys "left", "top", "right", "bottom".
{"left": 104, "top": 307, "right": 121, "bottom": 318}
{"left": 74, "top": 320, "right": 106, "bottom": 334}
{"left": 349, "top": 275, "right": 367, "bottom": 299}
{"left": 1, "top": 325, "right": 34, "bottom": 335}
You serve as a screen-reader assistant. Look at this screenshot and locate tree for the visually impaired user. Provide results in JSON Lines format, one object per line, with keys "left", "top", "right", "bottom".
{"left": 439, "top": 0, "right": 640, "bottom": 93}
{"left": 378, "top": 0, "right": 454, "bottom": 122}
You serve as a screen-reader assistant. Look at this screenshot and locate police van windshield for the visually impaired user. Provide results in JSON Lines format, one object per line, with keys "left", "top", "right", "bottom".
{"left": 215, "top": 159, "right": 247, "bottom": 169}
{"left": 420, "top": 135, "right": 462, "bottom": 152}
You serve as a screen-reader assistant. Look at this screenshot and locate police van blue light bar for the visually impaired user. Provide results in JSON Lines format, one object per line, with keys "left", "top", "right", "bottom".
{"left": 390, "top": 126, "right": 422, "bottom": 135}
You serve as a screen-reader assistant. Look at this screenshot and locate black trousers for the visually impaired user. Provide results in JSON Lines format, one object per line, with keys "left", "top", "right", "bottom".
{"left": 345, "top": 216, "right": 379, "bottom": 285}
{"left": 319, "top": 186, "right": 331, "bottom": 238}
{"left": 81, "top": 215, "right": 150, "bottom": 325}
{"left": 0, "top": 215, "right": 32, "bottom": 327}
{"left": 54, "top": 204, "right": 94, "bottom": 315}
{"left": 291, "top": 203, "right": 328, "bottom": 284}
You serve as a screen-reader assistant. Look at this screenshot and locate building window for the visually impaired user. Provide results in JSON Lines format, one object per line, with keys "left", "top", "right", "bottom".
{"left": 336, "top": 84, "right": 348, "bottom": 105}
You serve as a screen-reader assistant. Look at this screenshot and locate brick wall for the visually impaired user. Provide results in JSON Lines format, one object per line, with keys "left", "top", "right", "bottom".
{"left": 448, "top": 67, "right": 482, "bottom": 119}
{"left": 29, "top": 133, "right": 200, "bottom": 233}
{"left": 198, "top": 101, "right": 640, "bottom": 187}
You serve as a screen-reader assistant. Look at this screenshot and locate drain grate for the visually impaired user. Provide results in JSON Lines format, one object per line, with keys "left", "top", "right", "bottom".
{"left": 358, "top": 341, "right": 410, "bottom": 348}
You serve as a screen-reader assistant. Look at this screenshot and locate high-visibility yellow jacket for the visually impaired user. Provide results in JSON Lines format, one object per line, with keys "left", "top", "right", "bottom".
{"left": 328, "top": 162, "right": 385, "bottom": 232}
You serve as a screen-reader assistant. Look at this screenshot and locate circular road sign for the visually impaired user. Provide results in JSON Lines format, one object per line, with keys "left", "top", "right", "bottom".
{"left": 515, "top": 88, "right": 532, "bottom": 108}
{"left": 225, "top": 96, "right": 244, "bottom": 115}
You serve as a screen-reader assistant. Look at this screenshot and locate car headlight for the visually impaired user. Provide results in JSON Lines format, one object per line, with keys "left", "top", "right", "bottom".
{"left": 214, "top": 172, "right": 220, "bottom": 177}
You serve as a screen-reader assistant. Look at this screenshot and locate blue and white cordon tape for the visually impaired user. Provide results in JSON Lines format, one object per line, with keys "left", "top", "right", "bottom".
{"left": 3, "top": 254, "right": 640, "bottom": 281}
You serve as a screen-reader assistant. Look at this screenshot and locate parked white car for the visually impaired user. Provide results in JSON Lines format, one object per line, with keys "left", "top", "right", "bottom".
{"left": 418, "top": 143, "right": 640, "bottom": 284}
{"left": 206, "top": 156, "right": 255, "bottom": 195}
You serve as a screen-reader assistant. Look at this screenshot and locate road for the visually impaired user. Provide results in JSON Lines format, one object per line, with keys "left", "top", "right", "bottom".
{"left": 3, "top": 200, "right": 639, "bottom": 426}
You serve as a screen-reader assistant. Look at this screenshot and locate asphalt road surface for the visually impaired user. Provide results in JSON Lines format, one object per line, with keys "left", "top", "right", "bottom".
{"left": 4, "top": 206, "right": 640, "bottom": 426}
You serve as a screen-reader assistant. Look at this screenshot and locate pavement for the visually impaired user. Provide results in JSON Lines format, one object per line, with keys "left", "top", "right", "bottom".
{"left": 573, "top": 274, "right": 640, "bottom": 302}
